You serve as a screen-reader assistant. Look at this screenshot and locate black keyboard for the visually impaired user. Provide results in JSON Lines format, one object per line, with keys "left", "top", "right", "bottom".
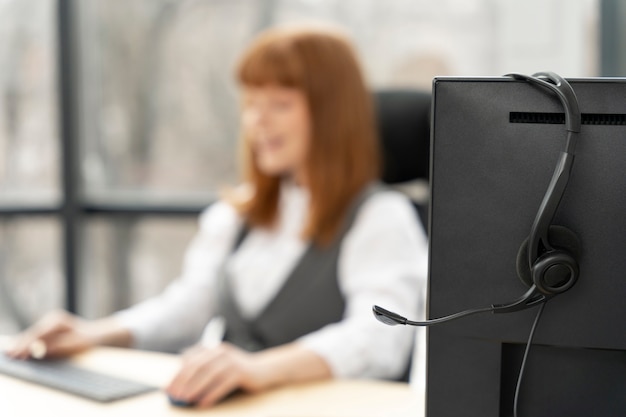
{"left": 0, "top": 354, "right": 157, "bottom": 402}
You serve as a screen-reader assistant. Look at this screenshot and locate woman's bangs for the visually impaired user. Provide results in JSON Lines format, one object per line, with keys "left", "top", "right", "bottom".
{"left": 238, "top": 44, "right": 304, "bottom": 88}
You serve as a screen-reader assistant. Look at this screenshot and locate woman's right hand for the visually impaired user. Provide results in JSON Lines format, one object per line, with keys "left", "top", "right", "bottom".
{"left": 5, "top": 310, "right": 100, "bottom": 360}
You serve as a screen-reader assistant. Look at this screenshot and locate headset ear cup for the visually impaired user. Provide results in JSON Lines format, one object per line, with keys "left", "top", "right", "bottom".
{"left": 516, "top": 225, "right": 581, "bottom": 290}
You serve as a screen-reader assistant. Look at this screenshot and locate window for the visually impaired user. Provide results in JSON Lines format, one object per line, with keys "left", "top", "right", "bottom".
{"left": 0, "top": 0, "right": 606, "bottom": 333}
{"left": 0, "top": 0, "right": 62, "bottom": 333}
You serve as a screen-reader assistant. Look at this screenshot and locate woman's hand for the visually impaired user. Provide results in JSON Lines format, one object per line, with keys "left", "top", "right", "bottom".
{"left": 166, "top": 342, "right": 333, "bottom": 408}
{"left": 5, "top": 310, "right": 132, "bottom": 360}
{"left": 6, "top": 310, "right": 97, "bottom": 360}
{"left": 166, "top": 343, "right": 268, "bottom": 408}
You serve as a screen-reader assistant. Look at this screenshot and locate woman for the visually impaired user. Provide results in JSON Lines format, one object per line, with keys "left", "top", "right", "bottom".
{"left": 7, "top": 24, "right": 427, "bottom": 407}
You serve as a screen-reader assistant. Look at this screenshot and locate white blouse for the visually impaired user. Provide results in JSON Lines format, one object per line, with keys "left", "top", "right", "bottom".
{"left": 115, "top": 182, "right": 428, "bottom": 380}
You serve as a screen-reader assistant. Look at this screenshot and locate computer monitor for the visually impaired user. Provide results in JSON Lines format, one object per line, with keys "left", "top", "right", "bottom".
{"left": 427, "top": 76, "right": 626, "bottom": 417}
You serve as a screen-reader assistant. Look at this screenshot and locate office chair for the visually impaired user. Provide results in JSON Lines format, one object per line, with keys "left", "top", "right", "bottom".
{"left": 374, "top": 89, "right": 431, "bottom": 231}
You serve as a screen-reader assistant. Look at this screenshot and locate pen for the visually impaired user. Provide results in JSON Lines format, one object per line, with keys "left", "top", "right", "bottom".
{"left": 200, "top": 316, "right": 226, "bottom": 349}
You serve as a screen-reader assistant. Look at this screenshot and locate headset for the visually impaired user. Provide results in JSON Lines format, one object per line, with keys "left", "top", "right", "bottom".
{"left": 373, "top": 71, "right": 582, "bottom": 327}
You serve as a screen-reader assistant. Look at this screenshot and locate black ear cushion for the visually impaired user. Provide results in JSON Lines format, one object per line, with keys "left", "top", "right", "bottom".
{"left": 516, "top": 225, "right": 582, "bottom": 287}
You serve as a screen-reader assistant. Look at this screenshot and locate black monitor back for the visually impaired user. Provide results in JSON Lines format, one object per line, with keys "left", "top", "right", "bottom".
{"left": 427, "top": 77, "right": 626, "bottom": 417}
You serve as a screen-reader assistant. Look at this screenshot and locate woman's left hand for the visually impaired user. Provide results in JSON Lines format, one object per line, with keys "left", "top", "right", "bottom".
{"left": 165, "top": 343, "right": 268, "bottom": 408}
{"left": 166, "top": 341, "right": 332, "bottom": 408}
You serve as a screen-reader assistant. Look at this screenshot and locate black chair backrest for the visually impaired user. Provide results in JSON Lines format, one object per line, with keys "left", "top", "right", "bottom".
{"left": 374, "top": 89, "right": 431, "bottom": 229}
{"left": 375, "top": 89, "right": 431, "bottom": 184}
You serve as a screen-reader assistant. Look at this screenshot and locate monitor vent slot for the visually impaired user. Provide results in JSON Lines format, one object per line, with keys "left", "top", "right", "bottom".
{"left": 510, "top": 112, "right": 626, "bottom": 126}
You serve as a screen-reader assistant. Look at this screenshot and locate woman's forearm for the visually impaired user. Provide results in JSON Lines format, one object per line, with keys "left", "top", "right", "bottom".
{"left": 88, "top": 317, "right": 134, "bottom": 348}
{"left": 252, "top": 342, "right": 333, "bottom": 390}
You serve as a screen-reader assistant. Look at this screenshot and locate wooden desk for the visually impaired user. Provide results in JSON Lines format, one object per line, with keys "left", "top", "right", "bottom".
{"left": 0, "top": 340, "right": 424, "bottom": 417}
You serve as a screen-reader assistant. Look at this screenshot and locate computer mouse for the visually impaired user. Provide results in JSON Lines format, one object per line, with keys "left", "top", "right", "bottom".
{"left": 167, "top": 395, "right": 195, "bottom": 408}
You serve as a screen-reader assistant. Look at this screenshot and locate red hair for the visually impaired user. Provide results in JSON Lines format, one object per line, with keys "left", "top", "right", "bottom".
{"left": 228, "top": 25, "right": 380, "bottom": 246}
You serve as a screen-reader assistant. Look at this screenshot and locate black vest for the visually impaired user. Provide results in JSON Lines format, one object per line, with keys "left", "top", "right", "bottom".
{"left": 216, "top": 184, "right": 380, "bottom": 352}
